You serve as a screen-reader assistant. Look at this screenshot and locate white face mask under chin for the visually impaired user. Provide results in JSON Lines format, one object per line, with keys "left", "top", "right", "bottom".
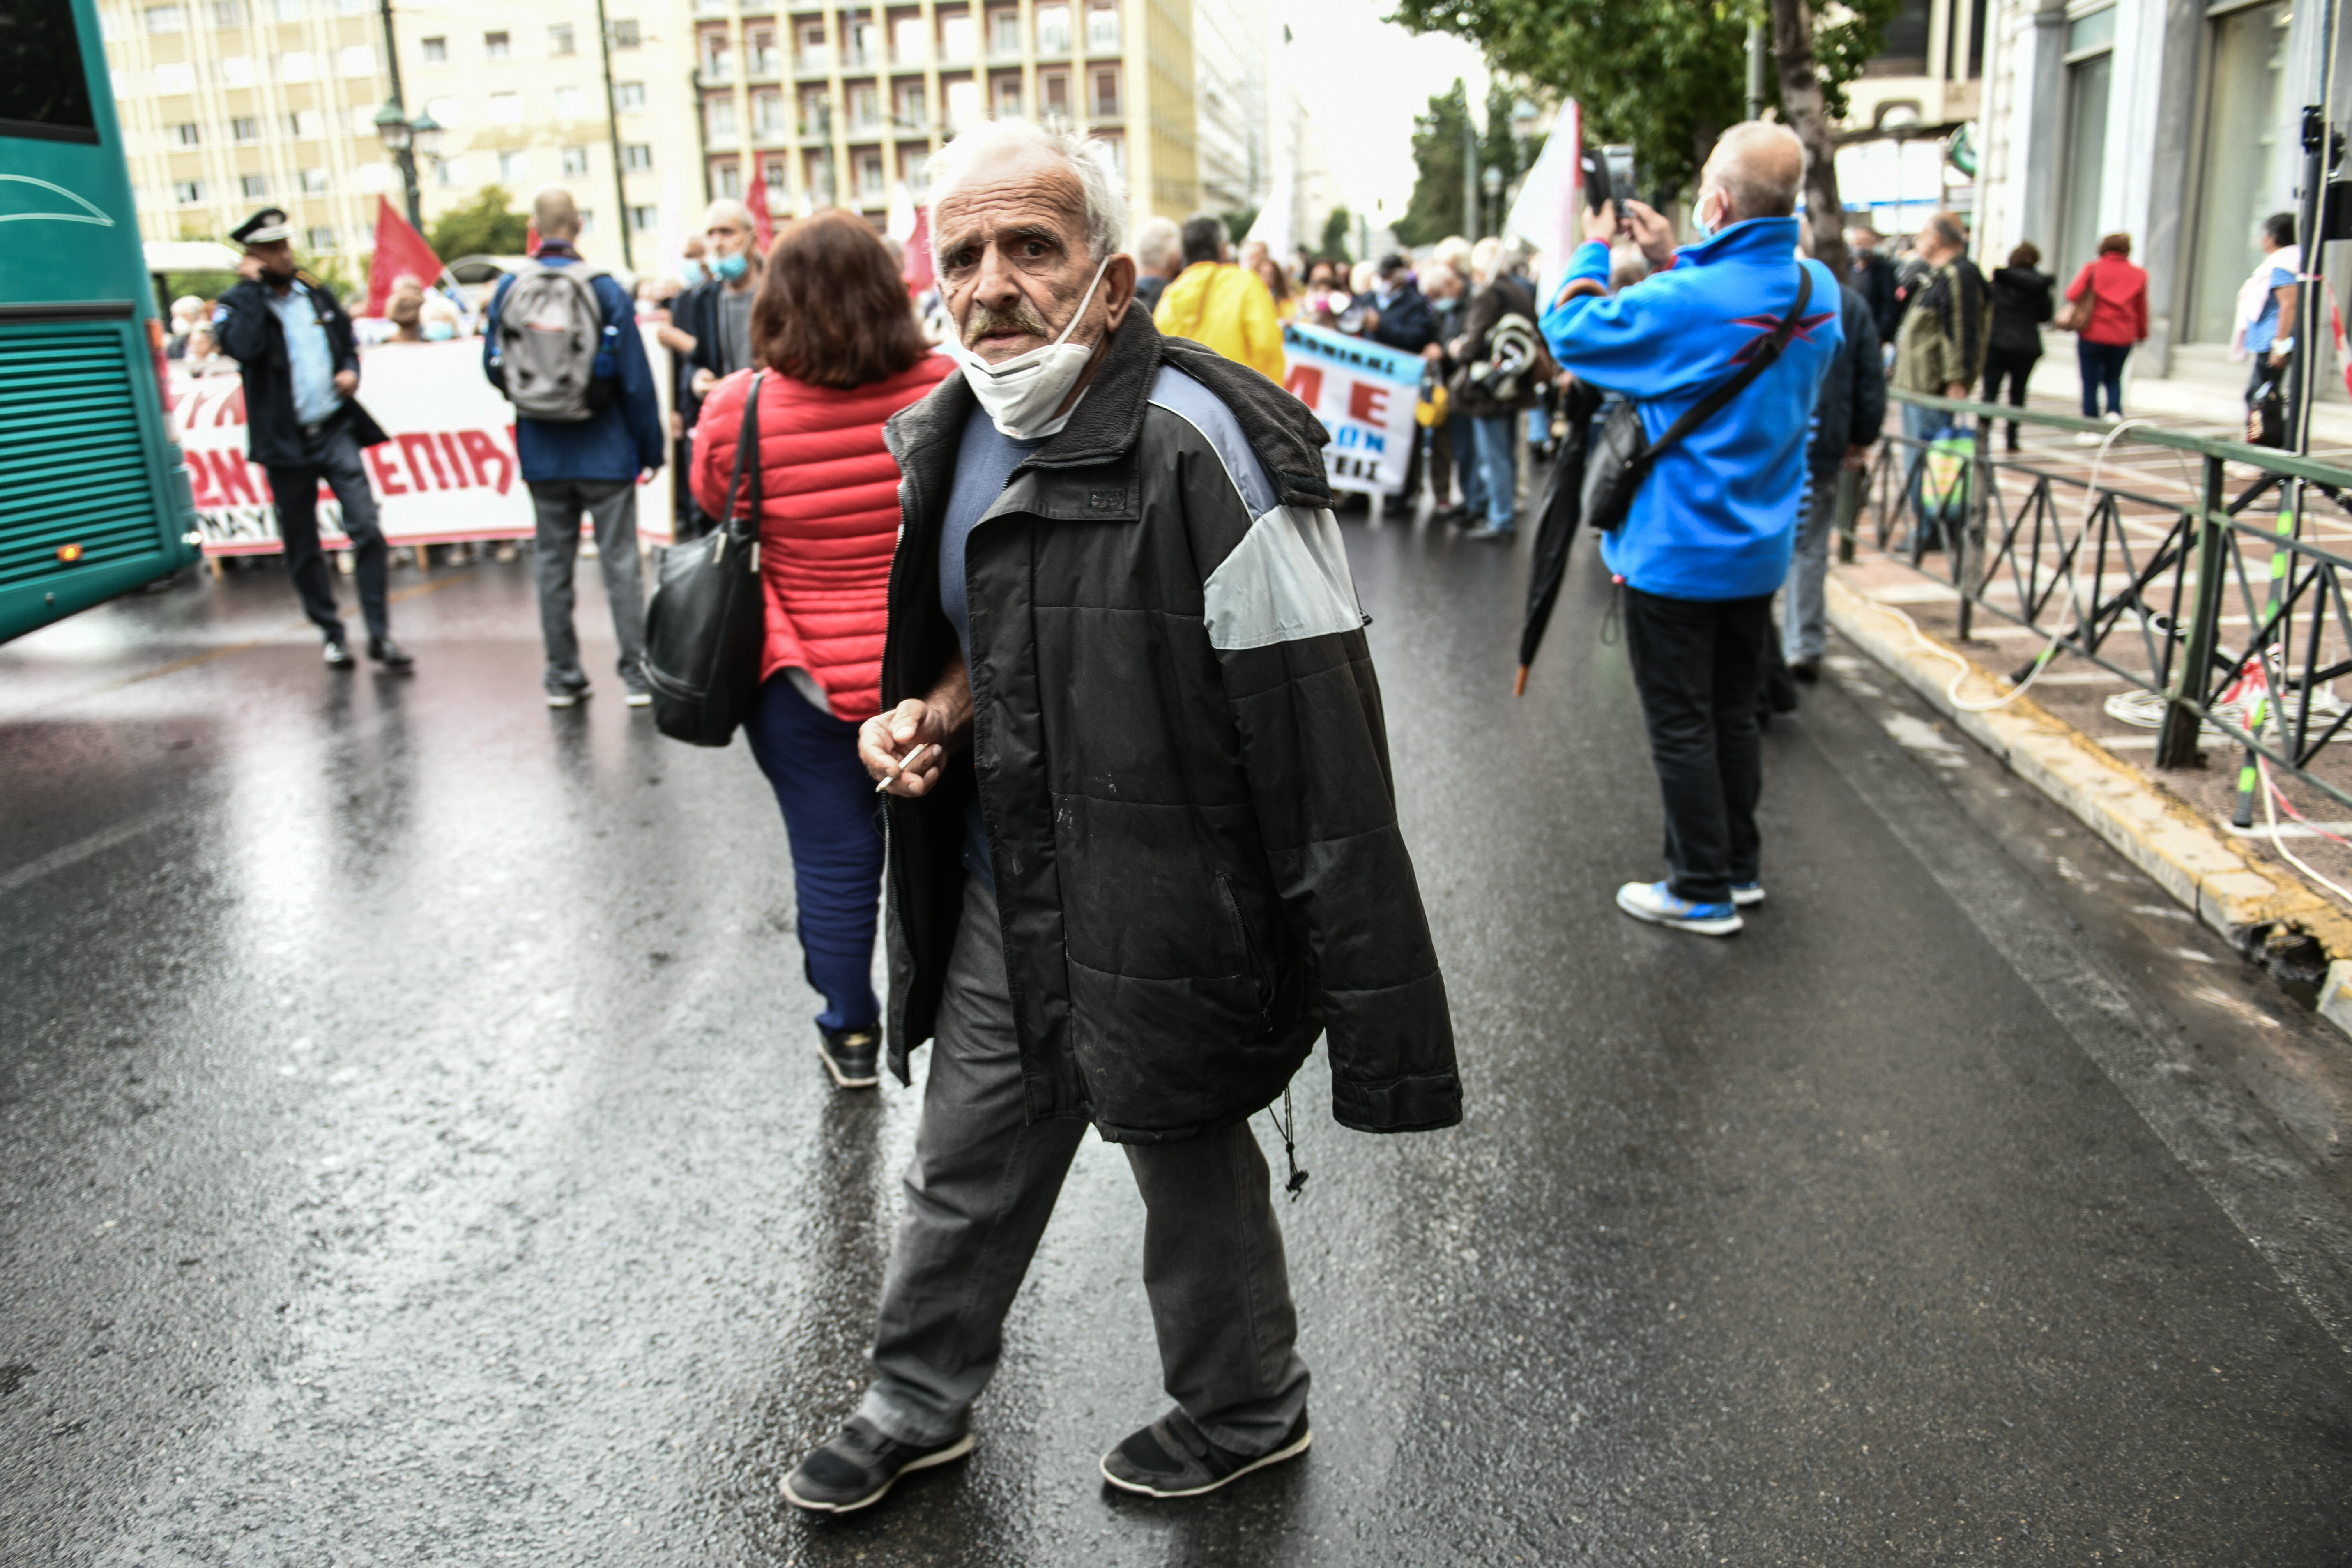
{"left": 956, "top": 253, "right": 1113, "bottom": 439}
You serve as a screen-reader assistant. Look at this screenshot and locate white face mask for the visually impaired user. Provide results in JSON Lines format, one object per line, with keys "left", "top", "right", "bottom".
{"left": 956, "top": 253, "right": 1112, "bottom": 439}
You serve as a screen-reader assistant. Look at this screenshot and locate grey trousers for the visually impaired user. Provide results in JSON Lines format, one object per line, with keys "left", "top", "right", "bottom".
{"left": 1784, "top": 477, "right": 1838, "bottom": 663}
{"left": 528, "top": 478, "right": 647, "bottom": 686}
{"left": 858, "top": 875, "right": 1311, "bottom": 1457}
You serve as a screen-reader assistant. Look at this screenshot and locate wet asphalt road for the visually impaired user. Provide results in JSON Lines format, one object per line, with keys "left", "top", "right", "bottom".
{"left": 5, "top": 523, "right": 2352, "bottom": 1566}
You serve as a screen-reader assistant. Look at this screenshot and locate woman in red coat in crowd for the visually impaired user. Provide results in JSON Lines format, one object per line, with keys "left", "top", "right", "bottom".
{"left": 692, "top": 211, "right": 953, "bottom": 1090}
{"left": 2063, "top": 232, "right": 2149, "bottom": 437}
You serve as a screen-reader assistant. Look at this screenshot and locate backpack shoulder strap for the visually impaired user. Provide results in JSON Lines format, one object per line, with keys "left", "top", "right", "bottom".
{"left": 1645, "top": 263, "right": 1813, "bottom": 463}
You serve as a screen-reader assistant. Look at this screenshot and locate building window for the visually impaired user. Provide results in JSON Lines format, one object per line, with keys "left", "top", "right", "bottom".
{"left": 1089, "top": 65, "right": 1118, "bottom": 117}
{"left": 700, "top": 29, "right": 732, "bottom": 78}
{"left": 847, "top": 82, "right": 879, "bottom": 131}
{"left": 498, "top": 149, "right": 525, "bottom": 182}
{"left": 706, "top": 94, "right": 738, "bottom": 137}
{"left": 553, "top": 84, "right": 582, "bottom": 116}
{"left": 173, "top": 179, "right": 205, "bottom": 203}
{"left": 938, "top": 9, "right": 973, "bottom": 63}
{"left": 286, "top": 108, "right": 320, "bottom": 137}
{"left": 893, "top": 79, "right": 925, "bottom": 129}
{"left": 240, "top": 172, "right": 266, "bottom": 196}
{"left": 272, "top": 0, "right": 299, "bottom": 18}
{"left": 212, "top": 0, "right": 242, "bottom": 25}
{"left": 1085, "top": 2, "right": 1118, "bottom": 51}
{"left": 561, "top": 144, "right": 589, "bottom": 176}
{"left": 987, "top": 7, "right": 1018, "bottom": 55}
{"left": 173, "top": 121, "right": 201, "bottom": 145}
{"left": 798, "top": 19, "right": 830, "bottom": 68}
{"left": 615, "top": 79, "right": 645, "bottom": 109}
{"left": 901, "top": 148, "right": 930, "bottom": 193}
{"left": 231, "top": 115, "right": 259, "bottom": 140}
{"left": 890, "top": 14, "right": 926, "bottom": 64}
{"left": 490, "top": 90, "right": 523, "bottom": 123}
{"left": 944, "top": 77, "right": 979, "bottom": 131}
{"left": 800, "top": 86, "right": 830, "bottom": 135}
{"left": 145, "top": 5, "right": 184, "bottom": 31}
{"left": 622, "top": 142, "right": 653, "bottom": 170}
{"left": 753, "top": 87, "right": 785, "bottom": 134}
{"left": 992, "top": 76, "right": 1020, "bottom": 117}
{"left": 1034, "top": 2, "right": 1069, "bottom": 53}
{"left": 609, "top": 17, "right": 639, "bottom": 48}
{"left": 1040, "top": 69, "right": 1068, "bottom": 117}
{"left": 299, "top": 166, "right": 328, "bottom": 192}
{"left": 748, "top": 25, "right": 778, "bottom": 73}
{"left": 855, "top": 148, "right": 884, "bottom": 200}
{"left": 549, "top": 23, "right": 575, "bottom": 55}
{"left": 421, "top": 34, "right": 446, "bottom": 61}
{"left": 305, "top": 226, "right": 334, "bottom": 249}
{"left": 805, "top": 150, "right": 836, "bottom": 204}
{"left": 630, "top": 203, "right": 658, "bottom": 232}
{"left": 483, "top": 30, "right": 510, "bottom": 58}
{"left": 2185, "top": 0, "right": 2292, "bottom": 341}
{"left": 715, "top": 160, "right": 741, "bottom": 197}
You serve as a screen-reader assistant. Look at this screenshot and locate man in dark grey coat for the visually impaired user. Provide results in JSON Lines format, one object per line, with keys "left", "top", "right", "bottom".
{"left": 779, "top": 119, "right": 1460, "bottom": 1516}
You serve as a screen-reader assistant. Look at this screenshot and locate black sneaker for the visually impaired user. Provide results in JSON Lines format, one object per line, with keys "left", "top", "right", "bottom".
{"left": 545, "top": 676, "right": 591, "bottom": 709}
{"left": 368, "top": 636, "right": 414, "bottom": 668}
{"left": 780, "top": 1415, "right": 973, "bottom": 1514}
{"left": 818, "top": 1025, "right": 881, "bottom": 1089}
{"left": 1099, "top": 1408, "right": 1311, "bottom": 1499}
{"left": 322, "top": 640, "right": 355, "bottom": 668}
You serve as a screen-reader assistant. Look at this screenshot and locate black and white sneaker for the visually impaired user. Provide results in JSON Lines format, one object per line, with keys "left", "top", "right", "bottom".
{"left": 322, "top": 640, "right": 355, "bottom": 668}
{"left": 545, "top": 677, "right": 591, "bottom": 708}
{"left": 780, "top": 1415, "right": 973, "bottom": 1513}
{"left": 1099, "top": 1408, "right": 1311, "bottom": 1499}
{"left": 817, "top": 1026, "right": 881, "bottom": 1089}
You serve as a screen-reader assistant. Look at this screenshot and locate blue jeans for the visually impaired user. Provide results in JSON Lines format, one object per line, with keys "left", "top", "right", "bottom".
{"left": 1900, "top": 400, "right": 1945, "bottom": 543}
{"left": 2078, "top": 339, "right": 2130, "bottom": 417}
{"left": 1473, "top": 413, "right": 1517, "bottom": 528}
{"left": 742, "top": 673, "right": 886, "bottom": 1033}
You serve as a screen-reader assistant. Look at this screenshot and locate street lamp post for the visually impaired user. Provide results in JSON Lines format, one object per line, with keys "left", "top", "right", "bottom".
{"left": 373, "top": 98, "right": 442, "bottom": 231}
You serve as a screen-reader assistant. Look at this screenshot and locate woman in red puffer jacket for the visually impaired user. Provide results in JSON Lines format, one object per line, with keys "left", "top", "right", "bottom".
{"left": 692, "top": 210, "right": 953, "bottom": 1091}
{"left": 2062, "top": 233, "right": 2149, "bottom": 435}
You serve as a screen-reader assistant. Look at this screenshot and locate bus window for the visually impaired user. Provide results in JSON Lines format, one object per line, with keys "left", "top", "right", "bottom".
{"left": 0, "top": 0, "right": 99, "bottom": 143}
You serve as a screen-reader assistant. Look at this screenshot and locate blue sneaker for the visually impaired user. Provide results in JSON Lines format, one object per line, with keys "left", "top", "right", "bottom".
{"left": 1616, "top": 880, "right": 1743, "bottom": 936}
{"left": 1730, "top": 881, "right": 1765, "bottom": 907}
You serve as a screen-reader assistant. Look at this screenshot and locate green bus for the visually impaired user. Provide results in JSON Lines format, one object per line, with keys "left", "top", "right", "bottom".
{"left": 2, "top": 0, "right": 203, "bottom": 643}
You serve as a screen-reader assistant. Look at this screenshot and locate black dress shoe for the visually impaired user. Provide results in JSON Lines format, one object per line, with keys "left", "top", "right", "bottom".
{"left": 368, "top": 637, "right": 414, "bottom": 668}
{"left": 322, "top": 640, "right": 355, "bottom": 668}
{"left": 817, "top": 1025, "right": 881, "bottom": 1089}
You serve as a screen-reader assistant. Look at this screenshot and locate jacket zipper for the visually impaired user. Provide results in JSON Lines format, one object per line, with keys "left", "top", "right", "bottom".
{"left": 1216, "top": 873, "right": 1273, "bottom": 1033}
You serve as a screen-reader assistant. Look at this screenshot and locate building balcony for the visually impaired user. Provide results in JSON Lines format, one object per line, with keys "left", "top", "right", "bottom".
{"left": 890, "top": 44, "right": 929, "bottom": 66}
{"left": 746, "top": 51, "right": 780, "bottom": 78}
{"left": 697, "top": 60, "right": 734, "bottom": 85}
{"left": 794, "top": 50, "right": 833, "bottom": 75}
{"left": 799, "top": 113, "right": 832, "bottom": 137}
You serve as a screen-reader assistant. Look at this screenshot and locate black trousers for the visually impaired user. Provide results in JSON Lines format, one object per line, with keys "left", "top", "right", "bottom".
{"left": 1981, "top": 347, "right": 2037, "bottom": 448}
{"left": 266, "top": 417, "right": 388, "bottom": 646}
{"left": 1623, "top": 587, "right": 1771, "bottom": 905}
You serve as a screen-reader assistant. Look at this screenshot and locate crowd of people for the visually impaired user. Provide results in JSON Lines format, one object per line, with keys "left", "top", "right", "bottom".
{"left": 183, "top": 113, "right": 2326, "bottom": 1520}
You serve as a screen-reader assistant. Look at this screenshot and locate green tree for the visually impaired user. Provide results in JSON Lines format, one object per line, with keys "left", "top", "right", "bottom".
{"left": 1389, "top": 0, "right": 1897, "bottom": 216}
{"left": 428, "top": 185, "right": 529, "bottom": 259}
{"left": 1393, "top": 81, "right": 1474, "bottom": 248}
{"left": 1319, "top": 205, "right": 1354, "bottom": 265}
{"left": 1221, "top": 207, "right": 1259, "bottom": 244}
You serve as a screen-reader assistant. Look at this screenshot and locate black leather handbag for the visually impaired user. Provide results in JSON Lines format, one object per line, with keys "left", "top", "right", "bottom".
{"left": 644, "top": 371, "right": 768, "bottom": 747}
{"left": 1581, "top": 266, "right": 1813, "bottom": 534}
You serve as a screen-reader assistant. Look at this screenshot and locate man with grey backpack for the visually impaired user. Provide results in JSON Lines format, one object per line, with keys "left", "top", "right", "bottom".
{"left": 484, "top": 188, "right": 667, "bottom": 707}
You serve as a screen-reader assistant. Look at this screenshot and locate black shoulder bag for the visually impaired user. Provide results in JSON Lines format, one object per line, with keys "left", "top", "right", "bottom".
{"left": 1582, "top": 266, "right": 1813, "bottom": 534}
{"left": 644, "top": 371, "right": 769, "bottom": 747}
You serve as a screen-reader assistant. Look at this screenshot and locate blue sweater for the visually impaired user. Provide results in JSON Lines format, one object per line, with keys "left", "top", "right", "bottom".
{"left": 1539, "top": 217, "right": 1842, "bottom": 601}
{"left": 484, "top": 256, "right": 665, "bottom": 484}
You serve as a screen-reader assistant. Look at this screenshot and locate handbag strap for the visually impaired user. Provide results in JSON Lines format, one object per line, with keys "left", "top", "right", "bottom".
{"left": 719, "top": 370, "right": 766, "bottom": 539}
{"left": 1645, "top": 265, "right": 1814, "bottom": 463}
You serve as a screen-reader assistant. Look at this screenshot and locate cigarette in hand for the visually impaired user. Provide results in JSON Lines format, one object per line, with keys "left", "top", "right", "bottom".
{"left": 874, "top": 742, "right": 933, "bottom": 792}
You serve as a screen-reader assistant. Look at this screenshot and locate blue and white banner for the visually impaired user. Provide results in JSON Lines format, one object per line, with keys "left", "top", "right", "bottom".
{"left": 1280, "top": 321, "right": 1423, "bottom": 496}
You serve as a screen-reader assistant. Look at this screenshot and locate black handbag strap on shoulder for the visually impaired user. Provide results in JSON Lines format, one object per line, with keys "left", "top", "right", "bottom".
{"left": 1646, "top": 264, "right": 1814, "bottom": 462}
{"left": 718, "top": 371, "right": 766, "bottom": 540}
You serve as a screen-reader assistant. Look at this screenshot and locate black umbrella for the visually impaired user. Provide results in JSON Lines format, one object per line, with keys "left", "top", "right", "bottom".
{"left": 1515, "top": 379, "right": 1606, "bottom": 695}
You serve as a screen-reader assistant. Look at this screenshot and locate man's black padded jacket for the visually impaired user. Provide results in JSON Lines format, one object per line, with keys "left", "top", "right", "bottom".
{"left": 879, "top": 310, "right": 1461, "bottom": 1144}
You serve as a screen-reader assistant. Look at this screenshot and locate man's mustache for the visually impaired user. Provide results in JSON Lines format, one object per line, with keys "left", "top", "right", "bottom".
{"left": 964, "top": 300, "right": 1052, "bottom": 345}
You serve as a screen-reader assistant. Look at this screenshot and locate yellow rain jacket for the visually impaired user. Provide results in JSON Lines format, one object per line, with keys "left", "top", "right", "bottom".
{"left": 1152, "top": 261, "right": 1286, "bottom": 385}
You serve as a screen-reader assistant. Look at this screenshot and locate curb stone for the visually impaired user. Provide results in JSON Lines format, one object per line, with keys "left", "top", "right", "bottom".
{"left": 1823, "top": 573, "right": 2352, "bottom": 1041}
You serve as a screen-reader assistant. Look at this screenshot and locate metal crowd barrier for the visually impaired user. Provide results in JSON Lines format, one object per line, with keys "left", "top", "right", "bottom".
{"left": 1859, "top": 390, "right": 2352, "bottom": 812}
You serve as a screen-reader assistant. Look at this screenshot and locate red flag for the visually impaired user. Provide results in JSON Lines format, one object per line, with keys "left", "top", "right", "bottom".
{"left": 902, "top": 205, "right": 933, "bottom": 297}
{"left": 364, "top": 196, "right": 444, "bottom": 318}
{"left": 744, "top": 170, "right": 774, "bottom": 252}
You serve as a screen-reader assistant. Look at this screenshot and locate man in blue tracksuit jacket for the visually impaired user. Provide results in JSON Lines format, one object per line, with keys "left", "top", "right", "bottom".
{"left": 1540, "top": 122, "right": 1841, "bottom": 937}
{"left": 484, "top": 188, "right": 666, "bottom": 707}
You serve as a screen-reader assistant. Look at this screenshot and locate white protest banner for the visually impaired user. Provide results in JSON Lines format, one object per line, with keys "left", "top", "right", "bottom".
{"left": 1278, "top": 320, "right": 1422, "bottom": 495}
{"left": 170, "top": 331, "right": 675, "bottom": 555}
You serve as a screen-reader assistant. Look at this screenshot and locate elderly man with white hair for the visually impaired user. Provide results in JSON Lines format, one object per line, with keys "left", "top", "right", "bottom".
{"left": 780, "top": 118, "right": 1461, "bottom": 1514}
{"left": 1539, "top": 120, "right": 1842, "bottom": 938}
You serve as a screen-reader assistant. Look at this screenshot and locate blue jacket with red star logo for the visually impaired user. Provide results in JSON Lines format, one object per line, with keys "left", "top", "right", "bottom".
{"left": 1540, "top": 216, "right": 1842, "bottom": 601}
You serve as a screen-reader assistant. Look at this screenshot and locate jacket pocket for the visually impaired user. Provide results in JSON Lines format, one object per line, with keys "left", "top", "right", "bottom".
{"left": 1215, "top": 872, "right": 1273, "bottom": 1034}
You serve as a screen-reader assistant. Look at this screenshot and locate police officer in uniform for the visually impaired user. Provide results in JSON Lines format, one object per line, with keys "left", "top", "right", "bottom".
{"left": 211, "top": 207, "right": 413, "bottom": 668}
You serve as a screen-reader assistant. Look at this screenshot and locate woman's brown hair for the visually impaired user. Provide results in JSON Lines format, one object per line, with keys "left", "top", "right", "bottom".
{"left": 2097, "top": 231, "right": 2133, "bottom": 257}
{"left": 751, "top": 210, "right": 929, "bottom": 387}
{"left": 2007, "top": 241, "right": 2040, "bottom": 269}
